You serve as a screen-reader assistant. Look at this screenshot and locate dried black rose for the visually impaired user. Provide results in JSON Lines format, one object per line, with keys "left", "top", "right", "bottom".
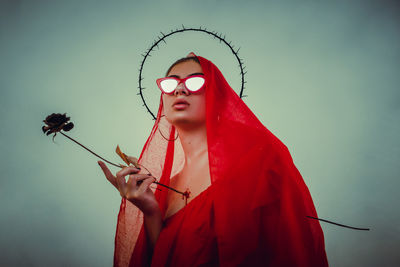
{"left": 42, "top": 113, "right": 74, "bottom": 140}
{"left": 42, "top": 113, "right": 189, "bottom": 198}
{"left": 41, "top": 114, "right": 369, "bottom": 229}
{"left": 42, "top": 112, "right": 122, "bottom": 167}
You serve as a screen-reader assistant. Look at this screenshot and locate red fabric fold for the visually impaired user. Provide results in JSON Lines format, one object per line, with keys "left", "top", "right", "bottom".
{"left": 113, "top": 54, "right": 328, "bottom": 266}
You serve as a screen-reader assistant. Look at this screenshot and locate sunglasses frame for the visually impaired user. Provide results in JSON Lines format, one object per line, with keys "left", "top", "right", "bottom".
{"left": 156, "top": 75, "right": 206, "bottom": 95}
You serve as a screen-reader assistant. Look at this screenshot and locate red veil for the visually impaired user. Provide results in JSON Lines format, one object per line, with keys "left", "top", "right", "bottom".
{"left": 113, "top": 55, "right": 328, "bottom": 266}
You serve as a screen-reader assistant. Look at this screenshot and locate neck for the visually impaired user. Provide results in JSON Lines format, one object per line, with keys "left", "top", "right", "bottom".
{"left": 175, "top": 123, "right": 208, "bottom": 168}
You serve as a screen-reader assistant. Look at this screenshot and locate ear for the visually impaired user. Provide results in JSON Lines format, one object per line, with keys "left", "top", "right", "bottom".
{"left": 186, "top": 52, "right": 196, "bottom": 57}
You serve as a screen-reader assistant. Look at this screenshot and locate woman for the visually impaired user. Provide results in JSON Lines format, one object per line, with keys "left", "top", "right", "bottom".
{"left": 99, "top": 53, "right": 329, "bottom": 266}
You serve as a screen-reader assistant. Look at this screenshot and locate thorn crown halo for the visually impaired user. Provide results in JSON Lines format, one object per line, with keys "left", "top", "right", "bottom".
{"left": 138, "top": 25, "right": 247, "bottom": 120}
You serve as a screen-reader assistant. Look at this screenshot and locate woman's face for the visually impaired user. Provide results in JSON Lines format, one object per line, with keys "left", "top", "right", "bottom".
{"left": 162, "top": 60, "right": 206, "bottom": 129}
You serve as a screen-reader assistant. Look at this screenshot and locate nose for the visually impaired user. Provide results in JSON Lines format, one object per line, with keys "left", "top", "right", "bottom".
{"left": 174, "top": 82, "right": 189, "bottom": 96}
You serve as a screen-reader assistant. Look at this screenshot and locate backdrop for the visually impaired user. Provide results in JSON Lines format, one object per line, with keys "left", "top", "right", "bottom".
{"left": 1, "top": 0, "right": 399, "bottom": 266}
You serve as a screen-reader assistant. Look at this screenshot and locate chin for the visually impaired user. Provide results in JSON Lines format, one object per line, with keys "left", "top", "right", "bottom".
{"left": 166, "top": 114, "right": 205, "bottom": 128}
{"left": 169, "top": 115, "right": 193, "bottom": 125}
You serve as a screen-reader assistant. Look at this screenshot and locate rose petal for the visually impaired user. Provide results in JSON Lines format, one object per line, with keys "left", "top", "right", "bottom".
{"left": 116, "top": 145, "right": 130, "bottom": 165}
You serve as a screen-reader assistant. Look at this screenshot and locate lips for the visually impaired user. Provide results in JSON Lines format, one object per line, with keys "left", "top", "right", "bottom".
{"left": 172, "top": 99, "right": 189, "bottom": 107}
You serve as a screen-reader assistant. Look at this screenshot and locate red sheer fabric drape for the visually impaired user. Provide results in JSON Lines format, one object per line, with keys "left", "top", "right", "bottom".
{"left": 113, "top": 54, "right": 328, "bottom": 266}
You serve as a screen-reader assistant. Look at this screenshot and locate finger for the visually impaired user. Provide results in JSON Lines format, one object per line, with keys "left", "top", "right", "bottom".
{"left": 126, "top": 176, "right": 140, "bottom": 195}
{"left": 115, "top": 165, "right": 142, "bottom": 196}
{"left": 125, "top": 174, "right": 153, "bottom": 189}
{"left": 126, "top": 175, "right": 151, "bottom": 198}
{"left": 116, "top": 165, "right": 141, "bottom": 178}
{"left": 115, "top": 173, "right": 128, "bottom": 198}
{"left": 137, "top": 176, "right": 157, "bottom": 195}
{"left": 98, "top": 161, "right": 117, "bottom": 188}
{"left": 127, "top": 156, "right": 140, "bottom": 168}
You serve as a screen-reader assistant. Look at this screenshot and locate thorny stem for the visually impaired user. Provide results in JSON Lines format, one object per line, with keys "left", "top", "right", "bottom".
{"left": 59, "top": 131, "right": 189, "bottom": 198}
{"left": 153, "top": 181, "right": 188, "bottom": 196}
{"left": 60, "top": 132, "right": 120, "bottom": 168}
{"left": 306, "top": 216, "right": 370, "bottom": 231}
{"left": 56, "top": 132, "right": 367, "bottom": 229}
{"left": 135, "top": 163, "right": 186, "bottom": 194}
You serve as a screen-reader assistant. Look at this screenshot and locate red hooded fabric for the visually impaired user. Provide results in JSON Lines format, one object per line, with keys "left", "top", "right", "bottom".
{"left": 113, "top": 54, "right": 329, "bottom": 266}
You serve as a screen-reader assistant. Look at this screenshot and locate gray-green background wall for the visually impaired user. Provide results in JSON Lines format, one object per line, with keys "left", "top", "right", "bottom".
{"left": 1, "top": 0, "right": 399, "bottom": 266}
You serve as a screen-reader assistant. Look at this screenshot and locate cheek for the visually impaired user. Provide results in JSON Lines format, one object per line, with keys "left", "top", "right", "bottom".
{"left": 162, "top": 95, "right": 171, "bottom": 113}
{"left": 193, "top": 96, "right": 207, "bottom": 119}
{"left": 200, "top": 98, "right": 206, "bottom": 116}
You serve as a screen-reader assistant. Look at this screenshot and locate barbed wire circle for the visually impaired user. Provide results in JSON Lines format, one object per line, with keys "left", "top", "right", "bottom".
{"left": 138, "top": 25, "right": 248, "bottom": 120}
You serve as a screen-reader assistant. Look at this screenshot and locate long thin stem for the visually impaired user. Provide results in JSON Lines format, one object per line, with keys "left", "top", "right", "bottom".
{"left": 60, "top": 132, "right": 121, "bottom": 168}
{"left": 153, "top": 181, "right": 186, "bottom": 195}
{"left": 59, "top": 131, "right": 188, "bottom": 198}
{"left": 306, "top": 215, "right": 370, "bottom": 231}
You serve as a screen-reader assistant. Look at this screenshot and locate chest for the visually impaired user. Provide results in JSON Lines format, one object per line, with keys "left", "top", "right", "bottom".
{"left": 164, "top": 163, "right": 211, "bottom": 220}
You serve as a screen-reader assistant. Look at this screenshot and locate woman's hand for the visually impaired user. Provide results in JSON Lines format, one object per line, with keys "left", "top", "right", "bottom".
{"left": 98, "top": 161, "right": 160, "bottom": 216}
